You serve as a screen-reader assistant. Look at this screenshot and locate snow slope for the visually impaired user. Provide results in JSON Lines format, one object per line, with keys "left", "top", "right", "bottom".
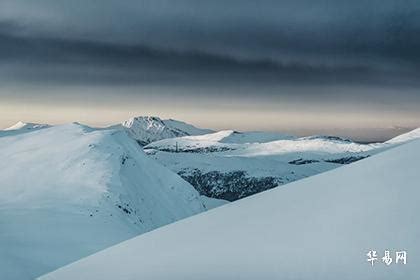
{"left": 162, "top": 118, "right": 213, "bottom": 136}
{"left": 385, "top": 127, "right": 420, "bottom": 144}
{"left": 0, "top": 123, "right": 221, "bottom": 280}
{"left": 119, "top": 116, "right": 212, "bottom": 145}
{"left": 41, "top": 139, "right": 420, "bottom": 280}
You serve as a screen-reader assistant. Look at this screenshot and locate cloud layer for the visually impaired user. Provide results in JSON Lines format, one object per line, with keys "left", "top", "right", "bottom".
{"left": 1, "top": 0, "right": 419, "bottom": 85}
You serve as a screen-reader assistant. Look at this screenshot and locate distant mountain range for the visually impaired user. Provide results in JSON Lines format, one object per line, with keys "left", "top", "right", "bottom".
{"left": 1, "top": 117, "right": 419, "bottom": 279}
{"left": 144, "top": 126, "right": 411, "bottom": 201}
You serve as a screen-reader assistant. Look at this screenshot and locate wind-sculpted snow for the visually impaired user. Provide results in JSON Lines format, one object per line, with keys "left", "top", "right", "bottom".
{"left": 0, "top": 123, "right": 221, "bottom": 280}
{"left": 40, "top": 139, "right": 420, "bottom": 280}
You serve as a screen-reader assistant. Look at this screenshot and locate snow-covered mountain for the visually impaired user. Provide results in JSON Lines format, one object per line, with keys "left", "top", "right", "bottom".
{"left": 145, "top": 131, "right": 384, "bottom": 200}
{"left": 0, "top": 121, "right": 50, "bottom": 137}
{"left": 0, "top": 123, "right": 223, "bottom": 280}
{"left": 40, "top": 139, "right": 420, "bottom": 280}
{"left": 385, "top": 127, "right": 420, "bottom": 144}
{"left": 145, "top": 129, "right": 293, "bottom": 151}
{"left": 119, "top": 116, "right": 213, "bottom": 145}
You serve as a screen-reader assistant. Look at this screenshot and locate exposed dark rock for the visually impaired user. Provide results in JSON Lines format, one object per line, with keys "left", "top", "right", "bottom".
{"left": 324, "top": 155, "right": 369, "bottom": 164}
{"left": 136, "top": 140, "right": 149, "bottom": 146}
{"left": 288, "top": 158, "right": 320, "bottom": 165}
{"left": 178, "top": 169, "right": 283, "bottom": 201}
{"left": 117, "top": 204, "right": 132, "bottom": 214}
{"left": 120, "top": 155, "right": 129, "bottom": 165}
{"left": 302, "top": 135, "right": 353, "bottom": 143}
{"left": 150, "top": 146, "right": 235, "bottom": 153}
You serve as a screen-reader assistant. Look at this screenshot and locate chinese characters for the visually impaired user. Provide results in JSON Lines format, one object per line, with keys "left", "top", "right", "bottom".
{"left": 367, "top": 250, "right": 407, "bottom": 266}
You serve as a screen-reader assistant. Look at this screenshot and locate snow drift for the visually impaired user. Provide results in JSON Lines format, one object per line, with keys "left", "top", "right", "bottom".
{"left": 41, "top": 139, "right": 420, "bottom": 280}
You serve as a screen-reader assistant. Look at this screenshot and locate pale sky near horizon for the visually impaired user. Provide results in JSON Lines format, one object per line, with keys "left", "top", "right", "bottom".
{"left": 1, "top": 0, "right": 419, "bottom": 141}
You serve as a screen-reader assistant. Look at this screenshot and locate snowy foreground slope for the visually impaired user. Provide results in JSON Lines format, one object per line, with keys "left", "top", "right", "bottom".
{"left": 0, "top": 124, "right": 221, "bottom": 280}
{"left": 41, "top": 139, "right": 420, "bottom": 280}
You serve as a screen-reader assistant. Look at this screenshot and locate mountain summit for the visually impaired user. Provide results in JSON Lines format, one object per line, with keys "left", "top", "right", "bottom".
{"left": 121, "top": 116, "right": 212, "bottom": 145}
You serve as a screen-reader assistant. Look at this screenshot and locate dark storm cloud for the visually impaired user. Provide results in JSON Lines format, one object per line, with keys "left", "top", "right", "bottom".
{"left": 0, "top": 25, "right": 383, "bottom": 87}
{"left": 0, "top": 0, "right": 419, "bottom": 87}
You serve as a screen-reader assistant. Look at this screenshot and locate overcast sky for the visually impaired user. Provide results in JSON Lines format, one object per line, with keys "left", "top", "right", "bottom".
{"left": 1, "top": 0, "right": 419, "bottom": 141}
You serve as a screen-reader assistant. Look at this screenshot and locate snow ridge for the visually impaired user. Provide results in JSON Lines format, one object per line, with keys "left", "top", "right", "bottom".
{"left": 0, "top": 123, "right": 219, "bottom": 280}
{"left": 385, "top": 127, "right": 420, "bottom": 144}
